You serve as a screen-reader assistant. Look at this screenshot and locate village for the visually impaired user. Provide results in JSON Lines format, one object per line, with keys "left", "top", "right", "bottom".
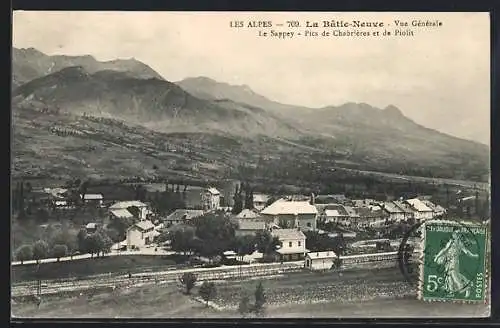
{"left": 11, "top": 178, "right": 489, "bottom": 273}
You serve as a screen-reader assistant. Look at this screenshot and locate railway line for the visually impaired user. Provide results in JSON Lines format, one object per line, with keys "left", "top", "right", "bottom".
{"left": 12, "top": 251, "right": 420, "bottom": 298}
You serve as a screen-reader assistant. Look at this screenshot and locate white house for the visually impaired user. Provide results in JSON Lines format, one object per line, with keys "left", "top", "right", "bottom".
{"left": 110, "top": 201, "right": 151, "bottom": 220}
{"left": 305, "top": 251, "right": 339, "bottom": 271}
{"left": 261, "top": 199, "right": 318, "bottom": 231}
{"left": 110, "top": 208, "right": 135, "bottom": 220}
{"left": 81, "top": 193, "right": 104, "bottom": 207}
{"left": 271, "top": 228, "right": 307, "bottom": 262}
{"left": 126, "top": 220, "right": 158, "bottom": 250}
{"left": 405, "top": 198, "right": 434, "bottom": 221}
{"left": 201, "top": 187, "right": 220, "bottom": 211}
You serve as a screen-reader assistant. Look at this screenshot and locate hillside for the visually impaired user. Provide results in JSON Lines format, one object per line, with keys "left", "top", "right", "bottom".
{"left": 12, "top": 67, "right": 301, "bottom": 138}
{"left": 10, "top": 52, "right": 490, "bottom": 183}
{"left": 12, "top": 47, "right": 164, "bottom": 88}
{"left": 176, "top": 77, "right": 489, "bottom": 181}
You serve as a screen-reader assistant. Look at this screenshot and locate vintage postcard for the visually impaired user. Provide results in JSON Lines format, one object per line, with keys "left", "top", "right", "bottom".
{"left": 11, "top": 11, "right": 490, "bottom": 318}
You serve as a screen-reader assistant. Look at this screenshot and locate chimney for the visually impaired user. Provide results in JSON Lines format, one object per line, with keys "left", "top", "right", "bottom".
{"left": 310, "top": 193, "right": 316, "bottom": 205}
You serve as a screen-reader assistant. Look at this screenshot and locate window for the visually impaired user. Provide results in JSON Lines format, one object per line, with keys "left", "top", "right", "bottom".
{"left": 307, "top": 222, "right": 311, "bottom": 227}
{"left": 289, "top": 242, "right": 293, "bottom": 247}
{"left": 298, "top": 241, "right": 301, "bottom": 247}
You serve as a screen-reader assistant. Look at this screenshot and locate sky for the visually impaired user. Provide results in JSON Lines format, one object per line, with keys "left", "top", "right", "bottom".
{"left": 12, "top": 11, "right": 490, "bottom": 144}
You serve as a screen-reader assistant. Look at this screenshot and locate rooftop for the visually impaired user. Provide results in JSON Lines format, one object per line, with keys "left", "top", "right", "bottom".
{"left": 261, "top": 199, "right": 318, "bottom": 216}
{"left": 166, "top": 209, "right": 204, "bottom": 222}
{"left": 134, "top": 220, "right": 155, "bottom": 231}
{"left": 206, "top": 187, "right": 220, "bottom": 195}
{"left": 382, "top": 201, "right": 405, "bottom": 213}
{"left": 110, "top": 200, "right": 148, "bottom": 210}
{"left": 82, "top": 193, "right": 103, "bottom": 200}
{"left": 253, "top": 194, "right": 269, "bottom": 203}
{"left": 237, "top": 220, "right": 267, "bottom": 231}
{"left": 110, "top": 208, "right": 134, "bottom": 218}
{"left": 236, "top": 209, "right": 260, "bottom": 219}
{"left": 307, "top": 251, "right": 338, "bottom": 259}
{"left": 272, "top": 228, "right": 306, "bottom": 240}
{"left": 405, "top": 198, "right": 433, "bottom": 212}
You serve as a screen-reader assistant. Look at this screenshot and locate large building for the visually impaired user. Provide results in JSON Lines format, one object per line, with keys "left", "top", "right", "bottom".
{"left": 261, "top": 198, "right": 318, "bottom": 231}
{"left": 271, "top": 228, "right": 307, "bottom": 262}
{"left": 109, "top": 200, "right": 151, "bottom": 220}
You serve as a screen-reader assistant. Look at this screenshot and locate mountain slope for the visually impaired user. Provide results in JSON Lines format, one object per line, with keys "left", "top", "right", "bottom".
{"left": 12, "top": 47, "right": 164, "bottom": 88}
{"left": 12, "top": 66, "right": 302, "bottom": 138}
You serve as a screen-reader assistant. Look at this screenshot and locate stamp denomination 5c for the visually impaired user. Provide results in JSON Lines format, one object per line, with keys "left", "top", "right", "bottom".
{"left": 419, "top": 220, "right": 488, "bottom": 303}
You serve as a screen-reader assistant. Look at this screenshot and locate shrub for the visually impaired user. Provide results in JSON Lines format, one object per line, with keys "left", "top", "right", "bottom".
{"left": 32, "top": 240, "right": 50, "bottom": 262}
{"left": 199, "top": 281, "right": 217, "bottom": 307}
{"left": 15, "top": 244, "right": 34, "bottom": 264}
{"left": 52, "top": 244, "right": 68, "bottom": 261}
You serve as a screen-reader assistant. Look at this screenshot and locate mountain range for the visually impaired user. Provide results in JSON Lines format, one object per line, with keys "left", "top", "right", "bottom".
{"left": 11, "top": 47, "right": 490, "bottom": 183}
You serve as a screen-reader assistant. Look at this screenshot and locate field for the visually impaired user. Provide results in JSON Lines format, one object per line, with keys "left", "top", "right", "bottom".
{"left": 11, "top": 267, "right": 489, "bottom": 318}
{"left": 12, "top": 254, "right": 188, "bottom": 283}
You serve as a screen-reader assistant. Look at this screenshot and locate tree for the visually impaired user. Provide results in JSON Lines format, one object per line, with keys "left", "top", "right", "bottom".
{"left": 199, "top": 281, "right": 217, "bottom": 307}
{"left": 77, "top": 228, "right": 88, "bottom": 253}
{"left": 179, "top": 272, "right": 197, "bottom": 294}
{"left": 233, "top": 235, "right": 256, "bottom": 261}
{"left": 15, "top": 244, "right": 33, "bottom": 264}
{"left": 52, "top": 244, "right": 68, "bottom": 261}
{"left": 255, "top": 230, "right": 280, "bottom": 255}
{"left": 253, "top": 281, "right": 266, "bottom": 314}
{"left": 170, "top": 229, "right": 196, "bottom": 255}
{"left": 238, "top": 294, "right": 251, "bottom": 316}
{"left": 232, "top": 185, "right": 243, "bottom": 214}
{"left": 32, "top": 240, "right": 50, "bottom": 263}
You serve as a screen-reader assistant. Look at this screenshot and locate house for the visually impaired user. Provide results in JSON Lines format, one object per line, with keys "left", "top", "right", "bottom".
{"left": 393, "top": 200, "right": 416, "bottom": 222}
{"left": 109, "top": 201, "right": 151, "bottom": 220}
{"left": 235, "top": 220, "right": 270, "bottom": 237}
{"left": 253, "top": 194, "right": 270, "bottom": 211}
{"left": 272, "top": 228, "right": 307, "bottom": 262}
{"left": 261, "top": 198, "right": 318, "bottom": 231}
{"left": 381, "top": 201, "right": 406, "bottom": 222}
{"left": 422, "top": 200, "right": 447, "bottom": 217}
{"left": 404, "top": 198, "right": 434, "bottom": 221}
{"left": 320, "top": 205, "right": 350, "bottom": 225}
{"left": 126, "top": 220, "right": 158, "bottom": 250}
{"left": 201, "top": 187, "right": 220, "bottom": 211}
{"left": 81, "top": 194, "right": 104, "bottom": 207}
{"left": 164, "top": 209, "right": 204, "bottom": 227}
{"left": 305, "top": 251, "right": 339, "bottom": 271}
{"left": 85, "top": 222, "right": 99, "bottom": 234}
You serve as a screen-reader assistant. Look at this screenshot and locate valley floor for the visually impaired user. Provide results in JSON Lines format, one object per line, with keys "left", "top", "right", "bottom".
{"left": 12, "top": 267, "right": 489, "bottom": 319}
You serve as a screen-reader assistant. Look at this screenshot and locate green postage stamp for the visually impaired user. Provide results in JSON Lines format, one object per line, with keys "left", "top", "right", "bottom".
{"left": 419, "top": 220, "right": 489, "bottom": 303}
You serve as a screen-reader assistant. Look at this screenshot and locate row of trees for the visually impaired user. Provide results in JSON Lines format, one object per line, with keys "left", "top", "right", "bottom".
{"left": 15, "top": 240, "right": 68, "bottom": 264}
{"left": 164, "top": 213, "right": 281, "bottom": 263}
{"left": 14, "top": 227, "right": 114, "bottom": 263}
{"left": 232, "top": 182, "right": 255, "bottom": 215}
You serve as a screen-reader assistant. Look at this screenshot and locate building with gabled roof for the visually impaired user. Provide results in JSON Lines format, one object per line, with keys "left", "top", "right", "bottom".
{"left": 164, "top": 209, "right": 204, "bottom": 227}
{"left": 305, "top": 251, "right": 339, "bottom": 271}
{"left": 110, "top": 200, "right": 151, "bottom": 220}
{"left": 201, "top": 187, "right": 221, "bottom": 211}
{"left": 126, "top": 220, "right": 158, "bottom": 250}
{"left": 261, "top": 198, "right": 318, "bottom": 231}
{"left": 404, "top": 198, "right": 434, "bottom": 221}
{"left": 271, "top": 228, "right": 307, "bottom": 262}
